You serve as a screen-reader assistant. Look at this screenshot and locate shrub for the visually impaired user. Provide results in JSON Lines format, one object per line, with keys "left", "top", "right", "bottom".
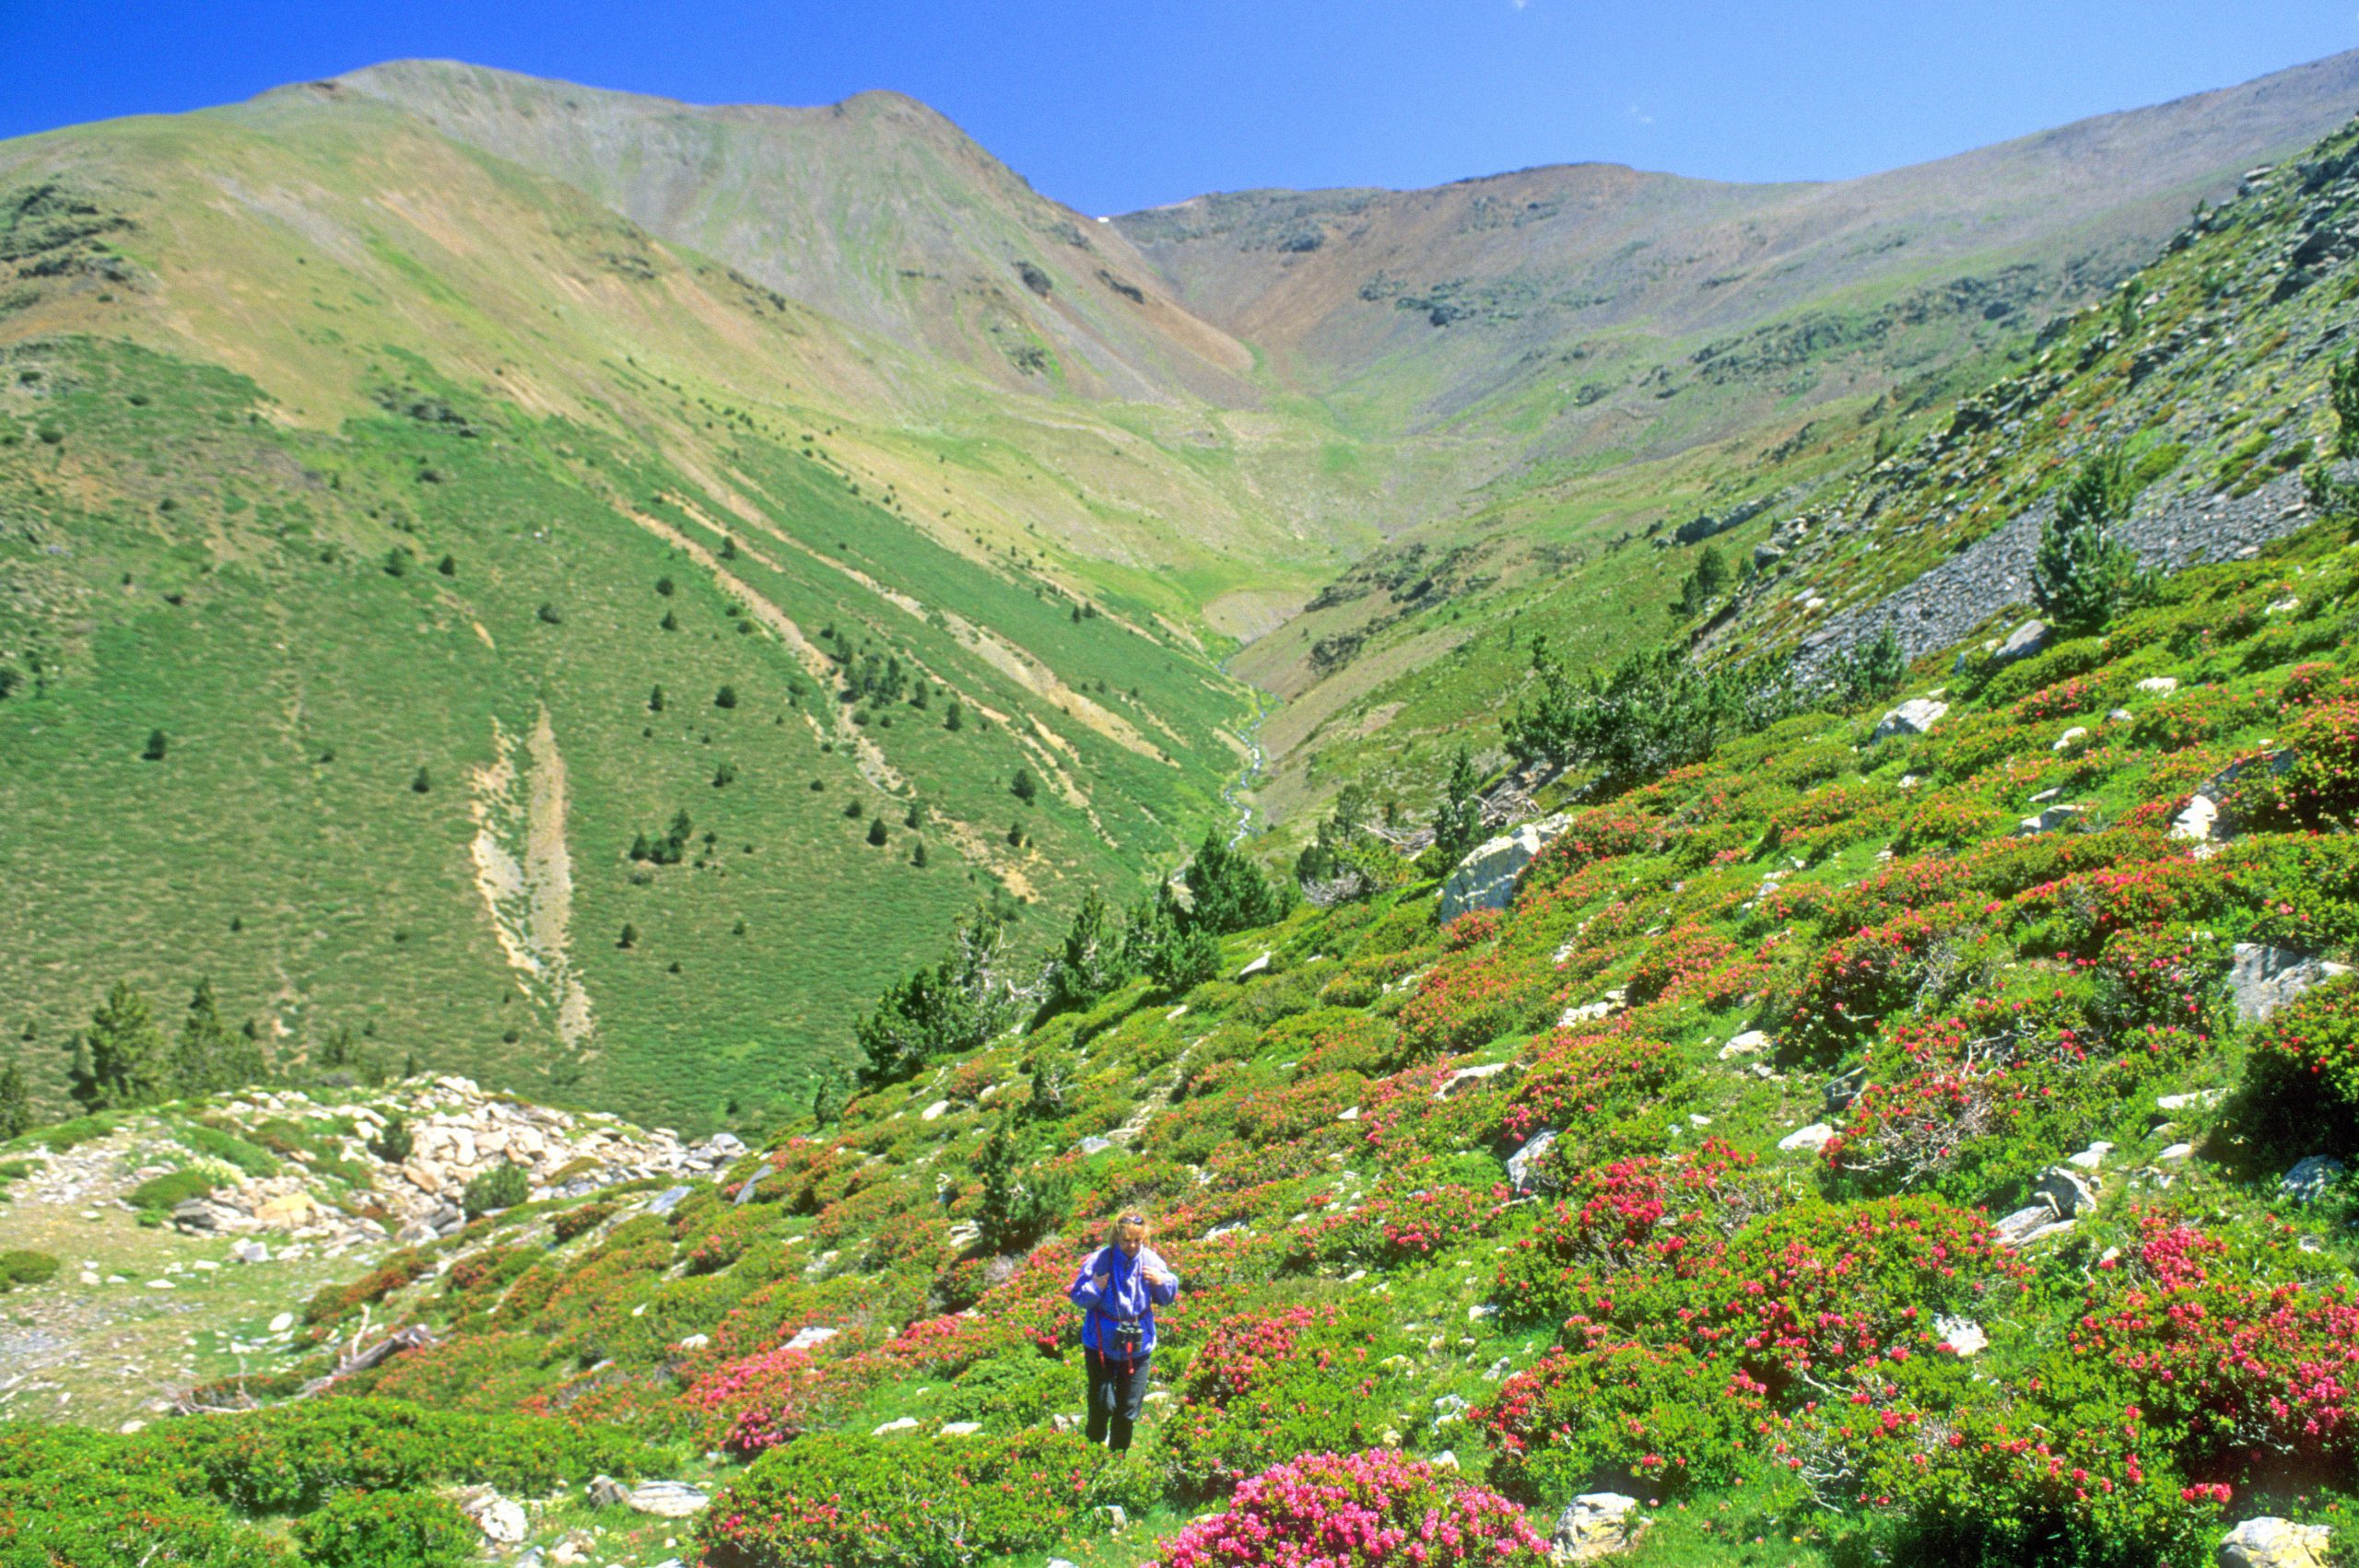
{"left": 128, "top": 1167, "right": 218, "bottom": 1211}
{"left": 2246, "top": 970, "right": 2359, "bottom": 1145}
{"left": 1496, "top": 1031, "right": 1678, "bottom": 1144}
{"left": 293, "top": 1490, "right": 475, "bottom": 1568}
{"left": 462, "top": 1162, "right": 531, "bottom": 1217}
{"left": 698, "top": 1428, "right": 1153, "bottom": 1568}
{"left": 370, "top": 1115, "right": 415, "bottom": 1164}
{"left": 1163, "top": 1305, "right": 1412, "bottom": 1497}
{"left": 2222, "top": 698, "right": 2359, "bottom": 832}
{"left": 0, "top": 1248, "right": 60, "bottom": 1289}
{"left": 1155, "top": 1449, "right": 1548, "bottom": 1568}
{"left": 185, "top": 1123, "right": 282, "bottom": 1176}
{"left": 1474, "top": 1340, "right": 1762, "bottom": 1501}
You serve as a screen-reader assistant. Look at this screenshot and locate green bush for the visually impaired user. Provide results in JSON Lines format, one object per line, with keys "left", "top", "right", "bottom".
{"left": 939, "top": 1354, "right": 1073, "bottom": 1433}
{"left": 186, "top": 1122, "right": 282, "bottom": 1176}
{"left": 293, "top": 1490, "right": 475, "bottom": 1568}
{"left": 0, "top": 1248, "right": 60, "bottom": 1289}
{"left": 461, "top": 1162, "right": 531, "bottom": 1217}
{"left": 698, "top": 1428, "right": 1154, "bottom": 1568}
{"left": 128, "top": 1167, "right": 219, "bottom": 1211}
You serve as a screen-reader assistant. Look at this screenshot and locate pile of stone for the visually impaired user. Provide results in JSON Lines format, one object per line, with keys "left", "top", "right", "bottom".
{"left": 162, "top": 1078, "right": 744, "bottom": 1248}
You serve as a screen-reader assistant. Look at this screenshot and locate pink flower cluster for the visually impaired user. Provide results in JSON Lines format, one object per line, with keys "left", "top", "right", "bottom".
{"left": 1156, "top": 1449, "right": 1548, "bottom": 1568}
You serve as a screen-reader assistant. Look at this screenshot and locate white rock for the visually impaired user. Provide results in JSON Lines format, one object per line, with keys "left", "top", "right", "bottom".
{"left": 1778, "top": 1123, "right": 1836, "bottom": 1153}
{"left": 1505, "top": 1129, "right": 1558, "bottom": 1192}
{"left": 1990, "top": 619, "right": 2051, "bottom": 667}
{"left": 2158, "top": 1142, "right": 2195, "bottom": 1162}
{"left": 1435, "top": 1061, "right": 1515, "bottom": 1099}
{"left": 2052, "top": 725, "right": 2089, "bottom": 753}
{"left": 1336, "top": 1106, "right": 1360, "bottom": 1121}
{"left": 1872, "top": 698, "right": 1949, "bottom": 742}
{"left": 1237, "top": 951, "right": 1272, "bottom": 978}
{"left": 783, "top": 1325, "right": 839, "bottom": 1353}
{"left": 1551, "top": 1493, "right": 1649, "bottom": 1562}
{"left": 2157, "top": 1090, "right": 2222, "bottom": 1112}
{"left": 940, "top": 1422, "right": 984, "bottom": 1436}
{"left": 2218, "top": 1516, "right": 2333, "bottom": 1568}
{"left": 921, "top": 1100, "right": 951, "bottom": 1122}
{"left": 268, "top": 1312, "right": 294, "bottom": 1332}
{"left": 2017, "top": 803, "right": 2086, "bottom": 836}
{"left": 2171, "top": 794, "right": 2220, "bottom": 842}
{"left": 466, "top": 1495, "right": 529, "bottom": 1545}
{"left": 1439, "top": 814, "right": 1571, "bottom": 923}
{"left": 2067, "top": 1142, "right": 2114, "bottom": 1171}
{"left": 872, "top": 1416, "right": 920, "bottom": 1435}
{"left": 1935, "top": 1316, "right": 1988, "bottom": 1357}
{"left": 2137, "top": 676, "right": 2178, "bottom": 695}
{"left": 1717, "top": 1029, "right": 1771, "bottom": 1060}
{"left": 625, "top": 1480, "right": 710, "bottom": 1518}
{"left": 2229, "top": 943, "right": 2353, "bottom": 1024}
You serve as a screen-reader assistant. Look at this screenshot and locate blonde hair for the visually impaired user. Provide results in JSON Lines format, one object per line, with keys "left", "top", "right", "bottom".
{"left": 1109, "top": 1211, "right": 1148, "bottom": 1246}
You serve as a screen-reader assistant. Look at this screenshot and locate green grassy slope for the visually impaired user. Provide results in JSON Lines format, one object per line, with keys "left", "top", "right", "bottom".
{"left": 0, "top": 334, "right": 1247, "bottom": 1134}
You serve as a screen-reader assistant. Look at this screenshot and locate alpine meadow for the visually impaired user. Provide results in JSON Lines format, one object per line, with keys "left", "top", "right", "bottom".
{"left": 6, "top": 36, "right": 2359, "bottom": 1568}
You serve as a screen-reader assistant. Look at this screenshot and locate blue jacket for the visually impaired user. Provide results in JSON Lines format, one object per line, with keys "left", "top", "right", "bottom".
{"left": 1068, "top": 1244, "right": 1179, "bottom": 1356}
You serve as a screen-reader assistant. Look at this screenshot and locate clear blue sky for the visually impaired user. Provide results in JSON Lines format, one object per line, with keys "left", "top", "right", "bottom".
{"left": 3, "top": 2, "right": 2353, "bottom": 214}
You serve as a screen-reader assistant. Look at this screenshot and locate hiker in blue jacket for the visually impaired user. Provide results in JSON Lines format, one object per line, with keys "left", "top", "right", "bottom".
{"left": 1067, "top": 1211, "right": 1179, "bottom": 1452}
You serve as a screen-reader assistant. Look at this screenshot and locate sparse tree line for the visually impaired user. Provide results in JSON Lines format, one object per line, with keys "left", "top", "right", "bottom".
{"left": 0, "top": 978, "right": 427, "bottom": 1139}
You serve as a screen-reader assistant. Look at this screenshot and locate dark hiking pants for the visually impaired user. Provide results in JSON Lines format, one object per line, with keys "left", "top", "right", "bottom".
{"left": 1084, "top": 1346, "right": 1150, "bottom": 1451}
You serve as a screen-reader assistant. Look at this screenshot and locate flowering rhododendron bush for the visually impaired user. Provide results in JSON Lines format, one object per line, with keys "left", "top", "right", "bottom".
{"left": 1155, "top": 1450, "right": 1549, "bottom": 1568}
{"left": 1474, "top": 1340, "right": 1763, "bottom": 1499}
{"left": 1163, "top": 1304, "right": 1419, "bottom": 1497}
{"left": 2248, "top": 970, "right": 2359, "bottom": 1133}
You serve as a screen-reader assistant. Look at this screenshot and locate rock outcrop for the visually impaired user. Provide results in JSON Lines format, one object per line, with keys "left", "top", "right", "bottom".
{"left": 1439, "top": 814, "right": 1571, "bottom": 923}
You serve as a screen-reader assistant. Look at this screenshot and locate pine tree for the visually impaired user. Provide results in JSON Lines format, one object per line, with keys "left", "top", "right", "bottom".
{"left": 71, "top": 981, "right": 169, "bottom": 1110}
{"left": 975, "top": 1114, "right": 1068, "bottom": 1252}
{"left": 1432, "top": 745, "right": 1485, "bottom": 866}
{"left": 1011, "top": 767, "right": 1038, "bottom": 804}
{"left": 411, "top": 766, "right": 431, "bottom": 793}
{"left": 170, "top": 978, "right": 236, "bottom": 1097}
{"left": 143, "top": 729, "right": 168, "bottom": 762}
{"left": 649, "top": 685, "right": 666, "bottom": 712}
{"left": 220, "top": 1017, "right": 269, "bottom": 1088}
{"left": 910, "top": 839, "right": 928, "bottom": 868}
{"left": 661, "top": 610, "right": 679, "bottom": 631}
{"left": 0, "top": 1061, "right": 31, "bottom": 1141}
{"left": 1043, "top": 886, "right": 1127, "bottom": 1012}
{"left": 2303, "top": 351, "right": 2359, "bottom": 525}
{"left": 437, "top": 554, "right": 456, "bottom": 577}
{"left": 945, "top": 701, "right": 964, "bottom": 732}
{"left": 618, "top": 922, "right": 639, "bottom": 950}
{"left": 2033, "top": 446, "right": 2148, "bottom": 632}
{"left": 714, "top": 685, "right": 738, "bottom": 709}
{"left": 1180, "top": 827, "right": 1293, "bottom": 936}
{"left": 854, "top": 907, "right": 1034, "bottom": 1084}
{"left": 866, "top": 816, "right": 889, "bottom": 847}
{"left": 810, "top": 1071, "right": 846, "bottom": 1128}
